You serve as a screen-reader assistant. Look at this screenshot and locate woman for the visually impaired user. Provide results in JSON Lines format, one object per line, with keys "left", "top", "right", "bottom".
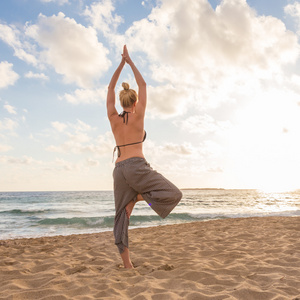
{"left": 107, "top": 45, "right": 182, "bottom": 269}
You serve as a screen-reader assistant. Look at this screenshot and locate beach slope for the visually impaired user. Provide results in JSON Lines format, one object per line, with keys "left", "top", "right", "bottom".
{"left": 1, "top": 216, "right": 300, "bottom": 299}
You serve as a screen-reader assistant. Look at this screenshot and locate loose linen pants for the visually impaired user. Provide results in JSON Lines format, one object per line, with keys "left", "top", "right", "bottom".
{"left": 113, "top": 157, "right": 182, "bottom": 254}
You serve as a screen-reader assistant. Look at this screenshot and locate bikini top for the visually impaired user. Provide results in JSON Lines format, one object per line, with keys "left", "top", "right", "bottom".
{"left": 113, "top": 111, "right": 147, "bottom": 159}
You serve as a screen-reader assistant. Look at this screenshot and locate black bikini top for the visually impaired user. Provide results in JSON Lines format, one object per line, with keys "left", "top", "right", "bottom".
{"left": 113, "top": 111, "right": 147, "bottom": 159}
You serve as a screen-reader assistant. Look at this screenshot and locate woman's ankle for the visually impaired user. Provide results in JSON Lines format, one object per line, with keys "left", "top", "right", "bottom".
{"left": 136, "top": 194, "right": 144, "bottom": 202}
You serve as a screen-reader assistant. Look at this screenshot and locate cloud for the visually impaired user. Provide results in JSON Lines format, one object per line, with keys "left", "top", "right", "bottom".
{"left": 143, "top": 138, "right": 224, "bottom": 185}
{"left": 86, "top": 158, "right": 99, "bottom": 167}
{"left": 285, "top": 1, "right": 300, "bottom": 34}
{"left": 47, "top": 131, "right": 114, "bottom": 155}
{"left": 4, "top": 104, "right": 17, "bottom": 115}
{"left": 0, "top": 24, "right": 38, "bottom": 66}
{"left": 175, "top": 114, "right": 232, "bottom": 135}
{"left": 84, "top": 0, "right": 123, "bottom": 36}
{"left": 122, "top": 0, "right": 299, "bottom": 112}
{"left": 0, "top": 118, "right": 18, "bottom": 131}
{"left": 51, "top": 119, "right": 93, "bottom": 134}
{"left": 25, "top": 12, "right": 111, "bottom": 88}
{"left": 53, "top": 158, "right": 79, "bottom": 171}
{"left": 51, "top": 121, "right": 68, "bottom": 132}
{"left": 0, "top": 61, "right": 19, "bottom": 89}
{"left": 131, "top": 0, "right": 298, "bottom": 69}
{"left": 147, "top": 84, "right": 190, "bottom": 118}
{"left": 24, "top": 71, "right": 49, "bottom": 80}
{"left": 161, "top": 142, "right": 193, "bottom": 155}
{"left": 59, "top": 87, "right": 106, "bottom": 105}
{"left": 0, "top": 144, "right": 13, "bottom": 152}
{"left": 47, "top": 120, "right": 114, "bottom": 155}
{"left": 0, "top": 155, "right": 40, "bottom": 165}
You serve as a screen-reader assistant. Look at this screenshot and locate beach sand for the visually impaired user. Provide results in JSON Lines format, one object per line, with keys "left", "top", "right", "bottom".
{"left": 0, "top": 216, "right": 300, "bottom": 300}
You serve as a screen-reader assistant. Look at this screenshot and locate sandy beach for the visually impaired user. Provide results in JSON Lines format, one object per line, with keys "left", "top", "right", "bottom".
{"left": 0, "top": 216, "right": 300, "bottom": 299}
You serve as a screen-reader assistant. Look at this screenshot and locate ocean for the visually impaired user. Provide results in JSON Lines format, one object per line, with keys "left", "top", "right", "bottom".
{"left": 0, "top": 189, "right": 299, "bottom": 240}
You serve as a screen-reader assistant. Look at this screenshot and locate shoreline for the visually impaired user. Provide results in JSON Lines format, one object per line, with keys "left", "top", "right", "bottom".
{"left": 1, "top": 216, "right": 300, "bottom": 299}
{"left": 1, "top": 213, "right": 299, "bottom": 242}
{"left": 1, "top": 214, "right": 299, "bottom": 242}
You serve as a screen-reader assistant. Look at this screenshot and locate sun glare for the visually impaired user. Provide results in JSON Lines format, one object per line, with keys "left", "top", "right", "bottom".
{"left": 259, "top": 184, "right": 298, "bottom": 194}
{"left": 226, "top": 89, "right": 300, "bottom": 192}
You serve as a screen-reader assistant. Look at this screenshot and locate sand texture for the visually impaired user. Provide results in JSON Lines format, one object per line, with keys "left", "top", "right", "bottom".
{"left": 1, "top": 216, "right": 300, "bottom": 299}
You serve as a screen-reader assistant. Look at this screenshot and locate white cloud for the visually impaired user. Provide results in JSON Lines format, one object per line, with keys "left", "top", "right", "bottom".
{"left": 51, "top": 121, "right": 68, "bottom": 132}
{"left": 0, "top": 155, "right": 41, "bottom": 165}
{"left": 86, "top": 158, "right": 99, "bottom": 167}
{"left": 0, "top": 61, "right": 19, "bottom": 89}
{"left": 122, "top": 0, "right": 299, "bottom": 113}
{"left": 285, "top": 1, "right": 300, "bottom": 34}
{"left": 176, "top": 114, "right": 232, "bottom": 135}
{"left": 53, "top": 158, "right": 79, "bottom": 171}
{"left": 172, "top": 0, "right": 295, "bottom": 67}
{"left": 84, "top": 0, "right": 123, "bottom": 36}
{"left": 46, "top": 130, "right": 114, "bottom": 155}
{"left": 0, "top": 24, "right": 38, "bottom": 66}
{"left": 0, "top": 24, "right": 20, "bottom": 48}
{"left": 147, "top": 84, "right": 190, "bottom": 118}
{"left": 25, "top": 12, "right": 111, "bottom": 88}
{"left": 0, "top": 144, "right": 13, "bottom": 152}
{"left": 48, "top": 120, "right": 113, "bottom": 156}
{"left": 161, "top": 142, "right": 193, "bottom": 155}
{"left": 143, "top": 138, "right": 224, "bottom": 186}
{"left": 51, "top": 119, "right": 93, "bottom": 133}
{"left": 0, "top": 118, "right": 18, "bottom": 131}
{"left": 25, "top": 71, "right": 49, "bottom": 80}
{"left": 59, "top": 87, "right": 106, "bottom": 105}
{"left": 4, "top": 104, "right": 17, "bottom": 115}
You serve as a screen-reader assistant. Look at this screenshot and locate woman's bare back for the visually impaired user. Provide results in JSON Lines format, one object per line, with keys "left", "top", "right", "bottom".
{"left": 110, "top": 111, "right": 145, "bottom": 162}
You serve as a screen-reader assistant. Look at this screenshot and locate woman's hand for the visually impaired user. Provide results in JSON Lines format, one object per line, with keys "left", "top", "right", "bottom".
{"left": 122, "top": 45, "right": 132, "bottom": 65}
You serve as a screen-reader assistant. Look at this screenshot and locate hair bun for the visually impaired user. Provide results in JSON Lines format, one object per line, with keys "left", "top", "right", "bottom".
{"left": 122, "top": 82, "right": 130, "bottom": 91}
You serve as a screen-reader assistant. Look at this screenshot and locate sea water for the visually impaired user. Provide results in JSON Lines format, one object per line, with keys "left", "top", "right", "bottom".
{"left": 0, "top": 189, "right": 299, "bottom": 240}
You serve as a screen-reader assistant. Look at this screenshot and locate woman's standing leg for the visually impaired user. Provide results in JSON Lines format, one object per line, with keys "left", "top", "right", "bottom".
{"left": 120, "top": 247, "right": 133, "bottom": 268}
{"left": 113, "top": 164, "right": 139, "bottom": 268}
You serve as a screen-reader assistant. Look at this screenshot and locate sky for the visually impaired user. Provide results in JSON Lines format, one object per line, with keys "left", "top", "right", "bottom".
{"left": 1, "top": 0, "right": 300, "bottom": 192}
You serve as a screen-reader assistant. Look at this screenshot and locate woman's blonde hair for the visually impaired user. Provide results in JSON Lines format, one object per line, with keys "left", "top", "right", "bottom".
{"left": 119, "top": 82, "right": 138, "bottom": 108}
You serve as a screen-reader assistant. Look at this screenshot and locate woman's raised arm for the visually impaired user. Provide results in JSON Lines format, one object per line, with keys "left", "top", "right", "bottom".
{"left": 122, "top": 45, "right": 147, "bottom": 112}
{"left": 106, "top": 57, "right": 125, "bottom": 120}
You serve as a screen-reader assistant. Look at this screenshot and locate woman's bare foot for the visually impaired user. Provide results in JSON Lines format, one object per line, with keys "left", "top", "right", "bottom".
{"left": 125, "top": 194, "right": 144, "bottom": 219}
{"left": 124, "top": 261, "right": 134, "bottom": 269}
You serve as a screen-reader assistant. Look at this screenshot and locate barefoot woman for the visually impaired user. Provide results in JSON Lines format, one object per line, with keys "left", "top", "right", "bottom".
{"left": 107, "top": 45, "right": 182, "bottom": 268}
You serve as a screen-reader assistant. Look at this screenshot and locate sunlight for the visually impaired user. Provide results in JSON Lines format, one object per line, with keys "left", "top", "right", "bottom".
{"left": 226, "top": 88, "right": 300, "bottom": 191}
{"left": 258, "top": 183, "right": 299, "bottom": 194}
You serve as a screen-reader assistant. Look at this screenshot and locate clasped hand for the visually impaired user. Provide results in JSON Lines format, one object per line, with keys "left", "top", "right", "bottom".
{"left": 121, "top": 45, "right": 132, "bottom": 64}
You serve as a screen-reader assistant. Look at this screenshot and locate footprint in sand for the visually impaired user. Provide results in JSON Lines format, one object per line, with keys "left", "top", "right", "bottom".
{"left": 65, "top": 265, "right": 87, "bottom": 275}
{"left": 116, "top": 262, "right": 175, "bottom": 274}
{"left": 157, "top": 264, "right": 175, "bottom": 271}
{"left": 135, "top": 262, "right": 155, "bottom": 275}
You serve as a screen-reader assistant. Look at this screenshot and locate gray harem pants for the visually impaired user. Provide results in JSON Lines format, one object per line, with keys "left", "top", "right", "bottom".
{"left": 113, "top": 157, "right": 182, "bottom": 254}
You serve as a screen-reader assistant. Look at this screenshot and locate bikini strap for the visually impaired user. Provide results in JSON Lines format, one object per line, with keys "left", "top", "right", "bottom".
{"left": 142, "top": 131, "right": 147, "bottom": 142}
{"left": 112, "top": 131, "right": 147, "bottom": 162}
{"left": 119, "top": 111, "right": 130, "bottom": 125}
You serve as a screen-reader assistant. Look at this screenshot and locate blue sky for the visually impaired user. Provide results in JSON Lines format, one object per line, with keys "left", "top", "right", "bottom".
{"left": 1, "top": 0, "right": 300, "bottom": 191}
